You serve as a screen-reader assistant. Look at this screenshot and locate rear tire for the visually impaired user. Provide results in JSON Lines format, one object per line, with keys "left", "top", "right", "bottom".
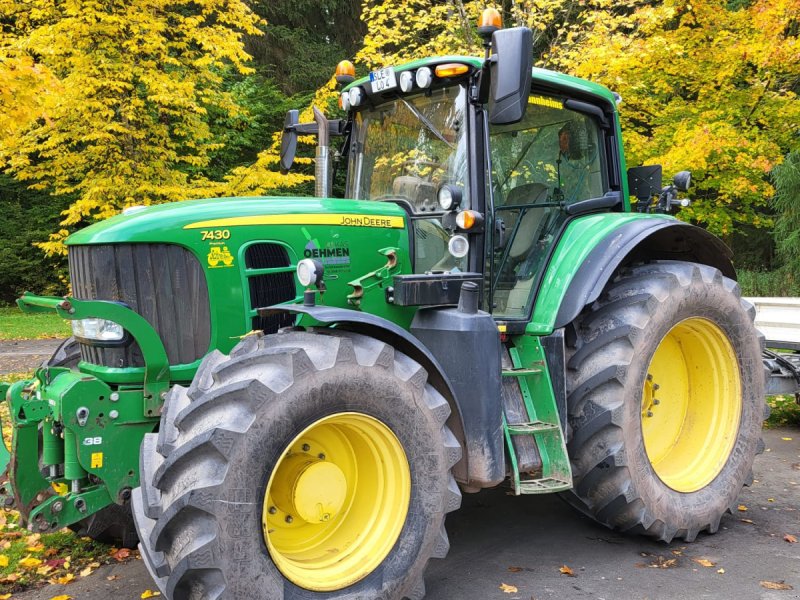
{"left": 133, "top": 329, "right": 461, "bottom": 599}
{"left": 563, "top": 261, "right": 764, "bottom": 542}
{"left": 46, "top": 338, "right": 139, "bottom": 548}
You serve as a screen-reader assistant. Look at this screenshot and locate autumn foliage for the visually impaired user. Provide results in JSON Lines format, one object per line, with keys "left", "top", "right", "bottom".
{"left": 1, "top": 0, "right": 799, "bottom": 249}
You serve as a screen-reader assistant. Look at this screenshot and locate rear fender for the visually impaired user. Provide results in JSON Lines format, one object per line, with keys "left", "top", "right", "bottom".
{"left": 528, "top": 215, "right": 734, "bottom": 334}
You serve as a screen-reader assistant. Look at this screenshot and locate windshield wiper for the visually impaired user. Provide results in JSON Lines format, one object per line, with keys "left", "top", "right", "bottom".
{"left": 399, "top": 97, "right": 454, "bottom": 149}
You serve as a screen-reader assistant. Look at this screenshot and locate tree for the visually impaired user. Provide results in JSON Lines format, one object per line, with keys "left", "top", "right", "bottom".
{"left": 773, "top": 150, "right": 800, "bottom": 287}
{"left": 0, "top": 0, "right": 263, "bottom": 255}
{"left": 541, "top": 0, "right": 800, "bottom": 236}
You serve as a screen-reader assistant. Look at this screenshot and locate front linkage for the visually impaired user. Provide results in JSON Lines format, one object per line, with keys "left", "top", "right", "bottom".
{"left": 0, "top": 293, "right": 169, "bottom": 533}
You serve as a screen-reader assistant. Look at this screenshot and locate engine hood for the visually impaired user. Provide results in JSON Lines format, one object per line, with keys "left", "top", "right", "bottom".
{"left": 66, "top": 196, "right": 407, "bottom": 245}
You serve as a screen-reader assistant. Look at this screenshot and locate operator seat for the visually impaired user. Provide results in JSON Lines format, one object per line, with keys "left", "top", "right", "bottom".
{"left": 503, "top": 183, "right": 551, "bottom": 314}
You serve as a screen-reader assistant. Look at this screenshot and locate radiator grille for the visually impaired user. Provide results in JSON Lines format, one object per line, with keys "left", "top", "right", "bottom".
{"left": 244, "top": 243, "right": 296, "bottom": 332}
{"left": 69, "top": 244, "right": 211, "bottom": 367}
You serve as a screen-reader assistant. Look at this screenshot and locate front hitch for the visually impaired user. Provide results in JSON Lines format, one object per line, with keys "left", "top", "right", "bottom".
{"left": 1, "top": 293, "right": 171, "bottom": 532}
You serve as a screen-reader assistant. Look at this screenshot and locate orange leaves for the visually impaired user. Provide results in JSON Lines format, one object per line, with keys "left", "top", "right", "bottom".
{"left": 559, "top": 564, "right": 575, "bottom": 576}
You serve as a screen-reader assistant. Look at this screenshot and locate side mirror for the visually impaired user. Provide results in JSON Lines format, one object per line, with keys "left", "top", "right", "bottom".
{"left": 673, "top": 170, "right": 692, "bottom": 192}
{"left": 280, "top": 109, "right": 300, "bottom": 174}
{"left": 488, "top": 27, "right": 533, "bottom": 125}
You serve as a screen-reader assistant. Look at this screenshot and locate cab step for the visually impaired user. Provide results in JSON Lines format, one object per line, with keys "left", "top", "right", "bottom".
{"left": 502, "top": 341, "right": 572, "bottom": 496}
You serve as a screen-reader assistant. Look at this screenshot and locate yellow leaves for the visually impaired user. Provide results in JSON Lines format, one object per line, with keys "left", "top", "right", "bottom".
{"left": 0, "top": 555, "right": 7, "bottom": 567}
{"left": 19, "top": 556, "right": 43, "bottom": 569}
{"left": 693, "top": 558, "right": 716, "bottom": 567}
{"left": 54, "top": 572, "right": 75, "bottom": 585}
{"left": 761, "top": 580, "right": 794, "bottom": 590}
{"left": 141, "top": 590, "right": 162, "bottom": 598}
{"left": 49, "top": 596, "right": 72, "bottom": 600}
{"left": 738, "top": 504, "right": 748, "bottom": 511}
{"left": 499, "top": 583, "right": 518, "bottom": 593}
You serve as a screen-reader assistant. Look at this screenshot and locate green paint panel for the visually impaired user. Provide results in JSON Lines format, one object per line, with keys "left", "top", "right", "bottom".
{"left": 527, "top": 213, "right": 675, "bottom": 335}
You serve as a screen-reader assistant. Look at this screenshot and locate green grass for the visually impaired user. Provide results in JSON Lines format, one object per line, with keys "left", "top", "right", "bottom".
{"left": 0, "top": 307, "right": 71, "bottom": 341}
{"left": 766, "top": 394, "right": 800, "bottom": 427}
{"left": 737, "top": 269, "right": 800, "bottom": 297}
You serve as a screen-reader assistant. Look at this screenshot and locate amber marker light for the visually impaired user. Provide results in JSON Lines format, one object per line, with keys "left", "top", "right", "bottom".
{"left": 455, "top": 210, "right": 484, "bottom": 230}
{"left": 434, "top": 63, "right": 470, "bottom": 78}
{"left": 478, "top": 7, "right": 502, "bottom": 34}
{"left": 335, "top": 60, "right": 356, "bottom": 85}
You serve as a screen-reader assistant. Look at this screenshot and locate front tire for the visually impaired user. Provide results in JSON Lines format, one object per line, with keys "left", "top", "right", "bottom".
{"left": 563, "top": 261, "right": 765, "bottom": 542}
{"left": 133, "top": 329, "right": 461, "bottom": 599}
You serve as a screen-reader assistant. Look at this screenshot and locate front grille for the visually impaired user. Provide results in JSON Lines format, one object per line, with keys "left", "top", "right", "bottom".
{"left": 69, "top": 244, "right": 211, "bottom": 367}
{"left": 245, "top": 243, "right": 296, "bottom": 333}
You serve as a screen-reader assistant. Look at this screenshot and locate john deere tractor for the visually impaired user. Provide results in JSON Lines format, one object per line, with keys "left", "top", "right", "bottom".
{"left": 2, "top": 10, "right": 768, "bottom": 600}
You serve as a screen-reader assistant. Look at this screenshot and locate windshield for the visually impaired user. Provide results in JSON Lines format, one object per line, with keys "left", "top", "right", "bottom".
{"left": 347, "top": 86, "right": 469, "bottom": 213}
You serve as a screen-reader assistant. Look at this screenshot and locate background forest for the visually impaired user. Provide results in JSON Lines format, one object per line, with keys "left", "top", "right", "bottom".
{"left": 0, "top": 0, "right": 798, "bottom": 304}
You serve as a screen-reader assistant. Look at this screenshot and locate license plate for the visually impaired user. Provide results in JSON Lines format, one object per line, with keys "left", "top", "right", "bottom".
{"left": 369, "top": 67, "right": 397, "bottom": 93}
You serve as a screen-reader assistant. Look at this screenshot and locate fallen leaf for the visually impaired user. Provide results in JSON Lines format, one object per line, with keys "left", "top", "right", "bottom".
{"left": 559, "top": 565, "right": 575, "bottom": 576}
{"left": 112, "top": 548, "right": 131, "bottom": 562}
{"left": 646, "top": 556, "right": 677, "bottom": 569}
{"left": 760, "top": 580, "right": 793, "bottom": 591}
{"left": 717, "top": 568, "right": 725, "bottom": 574}
{"left": 781, "top": 437, "right": 793, "bottom": 441}
{"left": 507, "top": 566, "right": 523, "bottom": 572}
{"left": 737, "top": 504, "right": 748, "bottom": 512}
{"left": 740, "top": 518, "right": 754, "bottom": 524}
{"left": 0, "top": 555, "right": 7, "bottom": 567}
{"left": 19, "top": 555, "right": 43, "bottom": 568}
{"left": 44, "top": 558, "right": 66, "bottom": 568}
{"left": 26, "top": 543, "right": 45, "bottom": 553}
{"left": 768, "top": 498, "right": 775, "bottom": 502}
{"left": 1, "top": 573, "right": 18, "bottom": 582}
{"left": 0, "top": 594, "right": 11, "bottom": 600}
{"left": 671, "top": 550, "right": 682, "bottom": 556}
{"left": 107, "top": 575, "right": 119, "bottom": 581}
{"left": 784, "top": 534, "right": 798, "bottom": 543}
{"left": 80, "top": 565, "right": 94, "bottom": 577}
{"left": 55, "top": 573, "right": 75, "bottom": 585}
{"left": 693, "top": 558, "right": 715, "bottom": 568}
{"left": 49, "top": 596, "right": 72, "bottom": 600}
{"left": 141, "top": 591, "right": 162, "bottom": 598}
{"left": 499, "top": 583, "right": 518, "bottom": 594}
{"left": 37, "top": 565, "right": 54, "bottom": 575}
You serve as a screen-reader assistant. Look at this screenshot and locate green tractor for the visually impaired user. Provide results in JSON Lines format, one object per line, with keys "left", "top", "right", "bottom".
{"left": 2, "top": 13, "right": 767, "bottom": 600}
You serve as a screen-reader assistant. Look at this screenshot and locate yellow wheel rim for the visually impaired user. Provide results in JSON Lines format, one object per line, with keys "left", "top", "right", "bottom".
{"left": 641, "top": 318, "right": 742, "bottom": 493}
{"left": 262, "top": 413, "right": 411, "bottom": 591}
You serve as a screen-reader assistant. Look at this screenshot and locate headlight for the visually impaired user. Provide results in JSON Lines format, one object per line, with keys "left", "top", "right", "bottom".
{"left": 399, "top": 70, "right": 414, "bottom": 93}
{"left": 437, "top": 184, "right": 463, "bottom": 211}
{"left": 448, "top": 235, "right": 470, "bottom": 258}
{"left": 71, "top": 318, "right": 125, "bottom": 342}
{"left": 297, "top": 259, "right": 324, "bottom": 287}
{"left": 416, "top": 67, "right": 432, "bottom": 89}
{"left": 348, "top": 87, "right": 364, "bottom": 108}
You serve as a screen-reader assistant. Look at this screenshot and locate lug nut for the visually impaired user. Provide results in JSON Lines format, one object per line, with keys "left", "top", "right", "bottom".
{"left": 109, "top": 410, "right": 119, "bottom": 419}
{"left": 318, "top": 453, "right": 326, "bottom": 460}
{"left": 268, "top": 506, "right": 277, "bottom": 515}
{"left": 653, "top": 399, "right": 660, "bottom": 405}
{"left": 285, "top": 515, "right": 293, "bottom": 523}
{"left": 110, "top": 392, "right": 120, "bottom": 402}
{"left": 646, "top": 410, "right": 654, "bottom": 417}
{"left": 653, "top": 384, "right": 660, "bottom": 391}
{"left": 302, "top": 444, "right": 310, "bottom": 452}
{"left": 52, "top": 500, "right": 64, "bottom": 514}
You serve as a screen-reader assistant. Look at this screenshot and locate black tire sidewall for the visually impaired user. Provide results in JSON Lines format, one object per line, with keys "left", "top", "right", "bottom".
{"left": 208, "top": 360, "right": 449, "bottom": 600}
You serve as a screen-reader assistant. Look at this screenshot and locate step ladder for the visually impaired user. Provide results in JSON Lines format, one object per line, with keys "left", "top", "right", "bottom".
{"left": 502, "top": 345, "right": 572, "bottom": 495}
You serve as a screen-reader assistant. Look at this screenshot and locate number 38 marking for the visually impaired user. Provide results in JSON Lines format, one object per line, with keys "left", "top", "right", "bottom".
{"left": 83, "top": 436, "right": 103, "bottom": 446}
{"left": 201, "top": 229, "right": 230, "bottom": 241}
